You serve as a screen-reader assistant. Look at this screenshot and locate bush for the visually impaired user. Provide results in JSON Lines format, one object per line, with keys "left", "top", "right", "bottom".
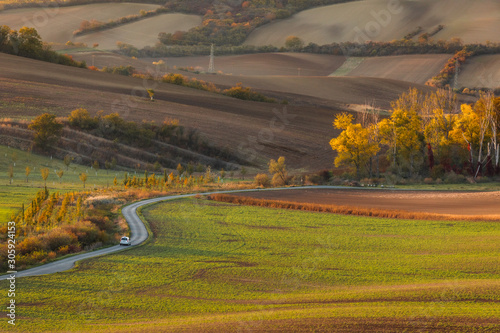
{"left": 443, "top": 171, "right": 466, "bottom": 184}
{"left": 431, "top": 164, "right": 446, "bottom": 180}
{"left": 271, "top": 173, "right": 286, "bottom": 187}
{"left": 43, "top": 229, "right": 78, "bottom": 251}
{"left": 65, "top": 220, "right": 101, "bottom": 247}
{"left": 17, "top": 236, "right": 46, "bottom": 255}
{"left": 254, "top": 173, "right": 270, "bottom": 187}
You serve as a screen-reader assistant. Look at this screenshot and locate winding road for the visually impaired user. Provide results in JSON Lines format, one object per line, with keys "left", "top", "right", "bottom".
{"left": 0, "top": 188, "right": 300, "bottom": 281}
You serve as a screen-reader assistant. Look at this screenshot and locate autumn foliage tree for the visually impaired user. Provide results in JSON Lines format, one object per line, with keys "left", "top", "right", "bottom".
{"left": 28, "top": 113, "right": 63, "bottom": 150}
{"left": 330, "top": 113, "right": 379, "bottom": 179}
{"left": 268, "top": 156, "right": 288, "bottom": 186}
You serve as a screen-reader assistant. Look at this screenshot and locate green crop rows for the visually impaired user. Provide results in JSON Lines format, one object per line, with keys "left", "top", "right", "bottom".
{"left": 1, "top": 197, "right": 499, "bottom": 331}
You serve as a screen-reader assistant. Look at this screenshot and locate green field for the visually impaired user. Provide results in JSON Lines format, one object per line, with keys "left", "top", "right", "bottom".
{"left": 1, "top": 198, "right": 499, "bottom": 332}
{"left": 0, "top": 145, "right": 128, "bottom": 223}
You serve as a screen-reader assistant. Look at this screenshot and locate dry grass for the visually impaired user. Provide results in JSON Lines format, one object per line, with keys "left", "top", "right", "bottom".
{"left": 208, "top": 193, "right": 500, "bottom": 221}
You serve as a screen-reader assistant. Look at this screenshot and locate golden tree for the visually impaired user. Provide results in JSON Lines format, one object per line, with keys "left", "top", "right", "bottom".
{"left": 330, "top": 113, "right": 379, "bottom": 179}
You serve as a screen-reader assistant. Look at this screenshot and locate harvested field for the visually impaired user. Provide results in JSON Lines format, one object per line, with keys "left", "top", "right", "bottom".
{"left": 73, "top": 13, "right": 202, "bottom": 50}
{"left": 245, "top": 0, "right": 500, "bottom": 46}
{"left": 230, "top": 188, "right": 500, "bottom": 218}
{"left": 159, "top": 53, "right": 346, "bottom": 77}
{"left": 338, "top": 54, "right": 452, "bottom": 85}
{"left": 0, "top": 3, "right": 161, "bottom": 44}
{"left": 458, "top": 54, "right": 500, "bottom": 89}
{"left": 0, "top": 53, "right": 341, "bottom": 170}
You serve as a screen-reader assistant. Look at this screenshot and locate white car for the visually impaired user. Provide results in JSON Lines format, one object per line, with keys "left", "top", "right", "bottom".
{"left": 120, "top": 236, "right": 131, "bottom": 246}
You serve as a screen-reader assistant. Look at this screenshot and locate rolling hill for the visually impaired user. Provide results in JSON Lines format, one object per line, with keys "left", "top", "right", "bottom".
{"left": 332, "top": 54, "right": 451, "bottom": 85}
{"left": 0, "top": 3, "right": 200, "bottom": 49}
{"left": 245, "top": 0, "right": 500, "bottom": 46}
{"left": 457, "top": 54, "right": 500, "bottom": 89}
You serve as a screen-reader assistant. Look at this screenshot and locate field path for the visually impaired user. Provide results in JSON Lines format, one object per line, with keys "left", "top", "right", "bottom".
{"left": 2, "top": 186, "right": 499, "bottom": 280}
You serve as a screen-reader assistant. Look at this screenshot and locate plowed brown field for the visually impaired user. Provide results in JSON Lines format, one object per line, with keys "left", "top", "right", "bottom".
{"left": 232, "top": 188, "right": 500, "bottom": 218}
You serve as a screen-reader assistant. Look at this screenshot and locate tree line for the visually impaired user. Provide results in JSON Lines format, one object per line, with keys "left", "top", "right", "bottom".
{"left": 330, "top": 89, "right": 500, "bottom": 181}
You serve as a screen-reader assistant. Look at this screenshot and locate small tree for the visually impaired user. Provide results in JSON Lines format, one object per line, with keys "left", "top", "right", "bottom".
{"left": 79, "top": 172, "right": 88, "bottom": 188}
{"left": 11, "top": 152, "right": 18, "bottom": 166}
{"left": 268, "top": 156, "right": 288, "bottom": 186}
{"left": 25, "top": 166, "right": 31, "bottom": 183}
{"left": 41, "top": 168, "right": 50, "bottom": 187}
{"left": 92, "top": 160, "right": 100, "bottom": 174}
{"left": 240, "top": 166, "right": 247, "bottom": 180}
{"left": 8, "top": 165, "right": 13, "bottom": 185}
{"left": 285, "top": 35, "right": 304, "bottom": 50}
{"left": 177, "top": 163, "right": 184, "bottom": 176}
{"left": 64, "top": 155, "right": 73, "bottom": 170}
{"left": 147, "top": 89, "right": 155, "bottom": 101}
{"left": 56, "top": 170, "right": 64, "bottom": 183}
{"left": 28, "top": 113, "right": 63, "bottom": 150}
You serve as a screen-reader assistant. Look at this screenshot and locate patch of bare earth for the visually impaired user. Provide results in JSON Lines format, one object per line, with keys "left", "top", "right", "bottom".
{"left": 231, "top": 188, "right": 500, "bottom": 218}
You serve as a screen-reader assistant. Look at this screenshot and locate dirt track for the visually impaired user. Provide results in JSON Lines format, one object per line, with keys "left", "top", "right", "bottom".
{"left": 233, "top": 188, "right": 500, "bottom": 217}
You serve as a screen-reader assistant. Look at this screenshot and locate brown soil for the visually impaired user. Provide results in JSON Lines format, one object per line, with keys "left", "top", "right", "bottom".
{"left": 246, "top": 0, "right": 500, "bottom": 46}
{"left": 232, "top": 188, "right": 500, "bottom": 217}
{"left": 153, "top": 53, "right": 347, "bottom": 77}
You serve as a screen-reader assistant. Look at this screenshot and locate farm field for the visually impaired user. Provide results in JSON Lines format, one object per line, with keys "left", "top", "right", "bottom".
{"left": 73, "top": 13, "right": 202, "bottom": 50}
{"left": 336, "top": 55, "right": 451, "bottom": 85}
{"left": 2, "top": 52, "right": 448, "bottom": 171}
{"left": 228, "top": 188, "right": 500, "bottom": 217}
{"left": 245, "top": 0, "right": 500, "bottom": 46}
{"left": 458, "top": 54, "right": 500, "bottom": 89}
{"left": 1, "top": 197, "right": 498, "bottom": 332}
{"left": 156, "top": 53, "right": 346, "bottom": 77}
{"left": 0, "top": 3, "right": 162, "bottom": 45}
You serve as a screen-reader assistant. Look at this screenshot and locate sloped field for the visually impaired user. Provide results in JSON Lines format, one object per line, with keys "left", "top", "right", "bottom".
{"left": 0, "top": 3, "right": 160, "bottom": 44}
{"left": 245, "top": 0, "right": 500, "bottom": 46}
{"left": 458, "top": 54, "right": 500, "bottom": 89}
{"left": 333, "top": 54, "right": 451, "bottom": 85}
{"left": 161, "top": 53, "right": 346, "bottom": 77}
{"left": 73, "top": 13, "right": 202, "bottom": 50}
{"left": 0, "top": 4, "right": 200, "bottom": 49}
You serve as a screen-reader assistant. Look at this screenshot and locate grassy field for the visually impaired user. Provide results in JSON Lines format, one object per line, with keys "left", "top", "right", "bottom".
{"left": 0, "top": 144, "right": 127, "bottom": 223}
{"left": 1, "top": 197, "right": 498, "bottom": 332}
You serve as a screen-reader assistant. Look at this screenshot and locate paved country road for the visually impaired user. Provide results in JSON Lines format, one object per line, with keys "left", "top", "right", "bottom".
{"left": 0, "top": 187, "right": 323, "bottom": 281}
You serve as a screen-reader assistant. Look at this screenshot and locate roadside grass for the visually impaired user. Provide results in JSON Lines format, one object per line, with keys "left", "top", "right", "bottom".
{"left": 1, "top": 198, "right": 498, "bottom": 332}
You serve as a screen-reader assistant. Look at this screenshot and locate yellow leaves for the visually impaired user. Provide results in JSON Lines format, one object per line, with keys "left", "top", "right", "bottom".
{"left": 333, "top": 112, "right": 354, "bottom": 130}
{"left": 330, "top": 115, "right": 379, "bottom": 172}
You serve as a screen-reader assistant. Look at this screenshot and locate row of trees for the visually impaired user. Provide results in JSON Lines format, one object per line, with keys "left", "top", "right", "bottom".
{"left": 330, "top": 89, "right": 500, "bottom": 180}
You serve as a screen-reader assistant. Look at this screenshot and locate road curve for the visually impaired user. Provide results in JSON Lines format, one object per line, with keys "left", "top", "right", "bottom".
{"left": 2, "top": 187, "right": 347, "bottom": 280}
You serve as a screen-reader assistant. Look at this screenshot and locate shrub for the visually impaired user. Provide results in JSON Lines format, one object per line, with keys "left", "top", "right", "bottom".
{"left": 271, "top": 173, "right": 286, "bottom": 187}
{"left": 254, "top": 173, "right": 270, "bottom": 187}
{"left": 43, "top": 229, "right": 77, "bottom": 251}
{"left": 17, "top": 236, "right": 47, "bottom": 255}
{"left": 443, "top": 171, "right": 466, "bottom": 184}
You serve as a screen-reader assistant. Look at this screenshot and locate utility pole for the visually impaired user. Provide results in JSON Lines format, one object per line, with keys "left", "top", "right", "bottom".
{"left": 208, "top": 44, "right": 215, "bottom": 74}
